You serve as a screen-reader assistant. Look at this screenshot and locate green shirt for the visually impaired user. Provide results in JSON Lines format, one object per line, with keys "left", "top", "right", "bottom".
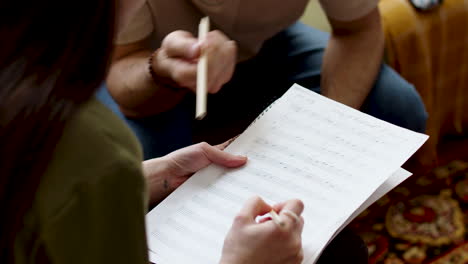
{"left": 14, "top": 98, "right": 149, "bottom": 264}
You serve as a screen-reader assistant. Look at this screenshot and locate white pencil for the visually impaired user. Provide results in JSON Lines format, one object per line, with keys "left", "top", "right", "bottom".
{"left": 195, "top": 17, "right": 210, "bottom": 120}
{"left": 269, "top": 210, "right": 285, "bottom": 227}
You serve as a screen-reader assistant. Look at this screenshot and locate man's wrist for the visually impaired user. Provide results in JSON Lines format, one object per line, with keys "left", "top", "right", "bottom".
{"left": 148, "top": 49, "right": 183, "bottom": 92}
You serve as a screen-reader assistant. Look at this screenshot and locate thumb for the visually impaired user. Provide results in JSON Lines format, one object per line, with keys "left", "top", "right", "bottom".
{"left": 201, "top": 142, "right": 247, "bottom": 168}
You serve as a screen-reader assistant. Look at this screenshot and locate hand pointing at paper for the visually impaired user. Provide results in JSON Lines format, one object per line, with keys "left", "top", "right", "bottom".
{"left": 152, "top": 29, "right": 237, "bottom": 94}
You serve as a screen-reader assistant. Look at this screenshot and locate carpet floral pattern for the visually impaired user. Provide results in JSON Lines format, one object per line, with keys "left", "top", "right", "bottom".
{"left": 350, "top": 160, "right": 468, "bottom": 264}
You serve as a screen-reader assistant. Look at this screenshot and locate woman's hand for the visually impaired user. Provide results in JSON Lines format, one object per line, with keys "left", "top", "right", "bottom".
{"left": 220, "top": 197, "right": 305, "bottom": 264}
{"left": 143, "top": 141, "right": 246, "bottom": 205}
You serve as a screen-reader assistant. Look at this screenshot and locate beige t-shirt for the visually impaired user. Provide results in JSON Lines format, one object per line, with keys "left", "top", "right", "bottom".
{"left": 117, "top": 0, "right": 378, "bottom": 60}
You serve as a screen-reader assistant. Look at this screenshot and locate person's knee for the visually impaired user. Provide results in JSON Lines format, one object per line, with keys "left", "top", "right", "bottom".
{"left": 285, "top": 22, "right": 329, "bottom": 52}
{"left": 404, "top": 84, "right": 428, "bottom": 133}
{"left": 390, "top": 80, "right": 428, "bottom": 133}
{"left": 363, "top": 65, "right": 428, "bottom": 133}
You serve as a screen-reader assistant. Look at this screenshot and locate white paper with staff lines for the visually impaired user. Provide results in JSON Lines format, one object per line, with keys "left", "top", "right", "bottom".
{"left": 146, "top": 84, "right": 428, "bottom": 264}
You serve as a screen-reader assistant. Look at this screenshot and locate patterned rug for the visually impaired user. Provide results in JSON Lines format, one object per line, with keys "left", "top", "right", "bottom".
{"left": 350, "top": 160, "right": 468, "bottom": 264}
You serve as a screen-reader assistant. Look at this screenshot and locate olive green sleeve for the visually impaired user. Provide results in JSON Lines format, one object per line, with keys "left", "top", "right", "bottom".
{"left": 41, "top": 158, "right": 148, "bottom": 264}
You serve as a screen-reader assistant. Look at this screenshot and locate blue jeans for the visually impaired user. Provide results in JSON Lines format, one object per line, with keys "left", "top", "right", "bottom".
{"left": 98, "top": 22, "right": 428, "bottom": 160}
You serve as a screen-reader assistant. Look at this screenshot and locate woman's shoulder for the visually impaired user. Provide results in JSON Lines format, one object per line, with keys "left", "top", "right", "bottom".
{"left": 35, "top": 98, "right": 145, "bottom": 221}
{"left": 47, "top": 98, "right": 143, "bottom": 177}
{"left": 15, "top": 98, "right": 148, "bottom": 263}
{"left": 67, "top": 98, "right": 143, "bottom": 160}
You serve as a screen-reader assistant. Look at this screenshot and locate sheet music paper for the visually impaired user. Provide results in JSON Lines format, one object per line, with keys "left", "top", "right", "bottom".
{"left": 146, "top": 84, "right": 428, "bottom": 264}
{"left": 334, "top": 168, "right": 411, "bottom": 239}
{"left": 147, "top": 169, "right": 413, "bottom": 264}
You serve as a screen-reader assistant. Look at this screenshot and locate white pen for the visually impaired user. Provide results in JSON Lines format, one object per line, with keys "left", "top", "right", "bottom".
{"left": 269, "top": 210, "right": 285, "bottom": 227}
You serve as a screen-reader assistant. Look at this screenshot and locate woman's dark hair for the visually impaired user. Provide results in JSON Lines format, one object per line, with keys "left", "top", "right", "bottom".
{"left": 0, "top": 0, "right": 116, "bottom": 261}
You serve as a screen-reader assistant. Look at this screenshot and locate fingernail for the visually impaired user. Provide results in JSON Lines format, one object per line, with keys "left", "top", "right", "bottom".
{"left": 236, "top": 155, "right": 248, "bottom": 161}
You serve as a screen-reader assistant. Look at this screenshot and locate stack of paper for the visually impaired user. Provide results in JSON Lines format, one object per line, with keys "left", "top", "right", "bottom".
{"left": 146, "top": 84, "right": 429, "bottom": 263}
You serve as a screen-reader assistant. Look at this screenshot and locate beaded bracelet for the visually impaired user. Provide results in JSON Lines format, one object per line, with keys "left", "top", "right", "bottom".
{"left": 148, "top": 49, "right": 181, "bottom": 91}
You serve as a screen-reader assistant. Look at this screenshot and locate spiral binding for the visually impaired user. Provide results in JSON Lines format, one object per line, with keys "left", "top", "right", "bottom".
{"left": 245, "top": 95, "right": 280, "bottom": 130}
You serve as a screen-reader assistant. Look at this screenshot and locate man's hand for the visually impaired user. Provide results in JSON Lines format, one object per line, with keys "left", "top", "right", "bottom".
{"left": 220, "top": 197, "right": 305, "bottom": 264}
{"left": 152, "top": 30, "right": 237, "bottom": 93}
{"left": 143, "top": 141, "right": 246, "bottom": 205}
